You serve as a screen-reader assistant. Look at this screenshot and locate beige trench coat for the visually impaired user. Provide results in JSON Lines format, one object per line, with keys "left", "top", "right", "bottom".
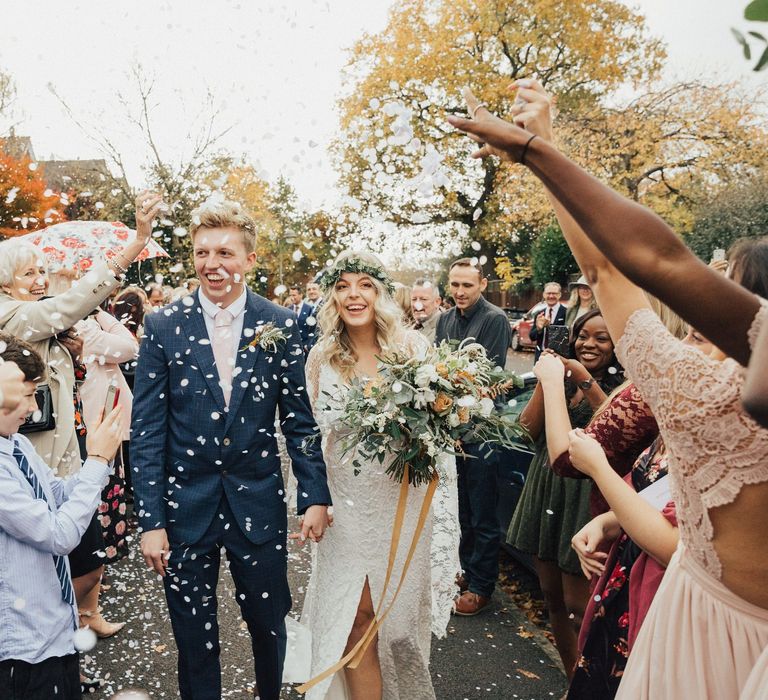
{"left": 0, "top": 263, "right": 120, "bottom": 476}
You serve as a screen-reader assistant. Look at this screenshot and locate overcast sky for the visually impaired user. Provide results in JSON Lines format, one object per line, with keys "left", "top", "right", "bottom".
{"left": 0, "top": 0, "right": 762, "bottom": 213}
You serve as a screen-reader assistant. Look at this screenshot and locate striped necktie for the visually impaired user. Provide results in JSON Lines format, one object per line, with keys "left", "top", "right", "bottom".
{"left": 12, "top": 441, "right": 76, "bottom": 608}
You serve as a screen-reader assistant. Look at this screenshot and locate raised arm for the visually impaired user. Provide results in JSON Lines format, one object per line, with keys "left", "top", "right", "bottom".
{"left": 447, "top": 90, "right": 760, "bottom": 365}
{"left": 0, "top": 262, "right": 121, "bottom": 342}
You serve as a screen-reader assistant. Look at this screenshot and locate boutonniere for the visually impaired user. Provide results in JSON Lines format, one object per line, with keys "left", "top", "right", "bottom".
{"left": 241, "top": 322, "right": 287, "bottom": 353}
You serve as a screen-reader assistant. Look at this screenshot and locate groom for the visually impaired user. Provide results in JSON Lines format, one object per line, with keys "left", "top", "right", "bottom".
{"left": 131, "top": 198, "right": 332, "bottom": 700}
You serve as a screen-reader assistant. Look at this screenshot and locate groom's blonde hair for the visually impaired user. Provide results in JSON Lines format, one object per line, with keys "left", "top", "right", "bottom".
{"left": 189, "top": 200, "right": 257, "bottom": 253}
{"left": 314, "top": 250, "right": 405, "bottom": 378}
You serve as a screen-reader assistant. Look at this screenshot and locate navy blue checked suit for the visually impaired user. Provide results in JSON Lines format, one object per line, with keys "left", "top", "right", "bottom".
{"left": 292, "top": 301, "right": 318, "bottom": 352}
{"left": 131, "top": 289, "right": 331, "bottom": 700}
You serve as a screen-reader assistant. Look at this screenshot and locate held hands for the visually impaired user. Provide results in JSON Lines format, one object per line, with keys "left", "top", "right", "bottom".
{"left": 571, "top": 518, "right": 611, "bottom": 579}
{"left": 567, "top": 428, "right": 609, "bottom": 477}
{"left": 141, "top": 528, "right": 170, "bottom": 577}
{"left": 86, "top": 405, "right": 125, "bottom": 463}
{"left": 0, "top": 361, "right": 26, "bottom": 410}
{"left": 289, "top": 505, "right": 334, "bottom": 546}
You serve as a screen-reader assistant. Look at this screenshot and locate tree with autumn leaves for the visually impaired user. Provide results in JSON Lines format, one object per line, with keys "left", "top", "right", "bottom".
{"left": 0, "top": 151, "right": 64, "bottom": 237}
{"left": 335, "top": 0, "right": 768, "bottom": 287}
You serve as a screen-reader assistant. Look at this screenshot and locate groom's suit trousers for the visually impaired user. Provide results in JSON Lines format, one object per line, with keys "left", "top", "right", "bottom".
{"left": 163, "top": 496, "right": 291, "bottom": 700}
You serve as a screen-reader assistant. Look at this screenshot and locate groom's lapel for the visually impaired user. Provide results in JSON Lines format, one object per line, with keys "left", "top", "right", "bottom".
{"left": 182, "top": 293, "right": 227, "bottom": 412}
{"left": 225, "top": 289, "right": 266, "bottom": 429}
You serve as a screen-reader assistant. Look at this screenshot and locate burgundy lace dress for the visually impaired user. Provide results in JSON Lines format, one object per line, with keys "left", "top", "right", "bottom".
{"left": 614, "top": 304, "right": 768, "bottom": 700}
{"left": 550, "top": 382, "right": 658, "bottom": 516}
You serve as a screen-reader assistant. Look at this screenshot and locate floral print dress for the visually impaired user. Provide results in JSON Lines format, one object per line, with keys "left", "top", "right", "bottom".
{"left": 567, "top": 439, "right": 671, "bottom": 699}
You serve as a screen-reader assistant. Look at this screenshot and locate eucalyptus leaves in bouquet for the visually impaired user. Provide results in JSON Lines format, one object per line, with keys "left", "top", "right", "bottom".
{"left": 321, "top": 339, "right": 529, "bottom": 487}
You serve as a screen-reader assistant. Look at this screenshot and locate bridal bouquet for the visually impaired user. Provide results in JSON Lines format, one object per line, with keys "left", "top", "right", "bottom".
{"left": 328, "top": 340, "right": 528, "bottom": 486}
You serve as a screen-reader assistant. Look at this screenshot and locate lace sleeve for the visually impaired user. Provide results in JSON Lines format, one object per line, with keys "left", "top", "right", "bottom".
{"left": 430, "top": 453, "right": 461, "bottom": 638}
{"left": 305, "top": 345, "right": 322, "bottom": 408}
{"left": 550, "top": 382, "right": 659, "bottom": 478}
{"left": 614, "top": 308, "right": 734, "bottom": 435}
{"left": 748, "top": 298, "right": 768, "bottom": 352}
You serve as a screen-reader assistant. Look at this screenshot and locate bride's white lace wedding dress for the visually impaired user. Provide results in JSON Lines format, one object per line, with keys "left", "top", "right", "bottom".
{"left": 301, "top": 332, "right": 461, "bottom": 700}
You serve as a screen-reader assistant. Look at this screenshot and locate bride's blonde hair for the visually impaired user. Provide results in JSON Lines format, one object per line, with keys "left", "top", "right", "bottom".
{"left": 315, "top": 250, "right": 405, "bottom": 377}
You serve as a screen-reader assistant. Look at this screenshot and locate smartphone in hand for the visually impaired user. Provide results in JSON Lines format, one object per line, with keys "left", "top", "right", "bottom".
{"left": 104, "top": 386, "right": 121, "bottom": 416}
{"left": 545, "top": 324, "right": 571, "bottom": 358}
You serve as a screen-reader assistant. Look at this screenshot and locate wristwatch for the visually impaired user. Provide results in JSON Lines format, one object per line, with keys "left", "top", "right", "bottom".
{"left": 577, "top": 378, "right": 595, "bottom": 391}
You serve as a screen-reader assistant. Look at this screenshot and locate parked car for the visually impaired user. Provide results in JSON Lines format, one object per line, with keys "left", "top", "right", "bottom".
{"left": 509, "top": 302, "right": 546, "bottom": 351}
{"left": 495, "top": 372, "right": 537, "bottom": 571}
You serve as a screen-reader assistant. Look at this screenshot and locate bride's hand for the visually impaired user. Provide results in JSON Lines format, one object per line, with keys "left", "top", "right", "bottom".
{"left": 446, "top": 87, "right": 536, "bottom": 163}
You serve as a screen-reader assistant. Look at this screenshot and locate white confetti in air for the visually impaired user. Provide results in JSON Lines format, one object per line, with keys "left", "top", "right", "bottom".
{"left": 292, "top": 250, "right": 303, "bottom": 261}
{"left": 73, "top": 627, "right": 98, "bottom": 652}
{"left": 470, "top": 241, "right": 481, "bottom": 251}
{"left": 13, "top": 597, "right": 25, "bottom": 610}
{"left": 274, "top": 284, "right": 287, "bottom": 296}
{"left": 545, "top": 509, "right": 554, "bottom": 515}
{"left": 285, "top": 318, "right": 294, "bottom": 327}
{"left": 392, "top": 381, "right": 403, "bottom": 393}
{"left": 608, "top": 366, "right": 618, "bottom": 374}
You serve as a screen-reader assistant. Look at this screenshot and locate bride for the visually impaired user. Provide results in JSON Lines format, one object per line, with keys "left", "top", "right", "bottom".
{"left": 300, "top": 251, "right": 460, "bottom": 700}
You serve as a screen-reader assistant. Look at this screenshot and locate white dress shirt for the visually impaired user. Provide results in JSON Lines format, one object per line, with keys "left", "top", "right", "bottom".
{"left": 0, "top": 434, "right": 109, "bottom": 663}
{"left": 198, "top": 287, "right": 248, "bottom": 360}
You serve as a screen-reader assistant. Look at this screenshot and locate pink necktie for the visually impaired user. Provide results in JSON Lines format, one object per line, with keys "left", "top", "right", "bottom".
{"left": 212, "top": 309, "right": 234, "bottom": 405}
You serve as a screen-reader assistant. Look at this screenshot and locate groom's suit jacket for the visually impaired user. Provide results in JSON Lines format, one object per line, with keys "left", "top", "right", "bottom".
{"left": 131, "top": 288, "right": 331, "bottom": 546}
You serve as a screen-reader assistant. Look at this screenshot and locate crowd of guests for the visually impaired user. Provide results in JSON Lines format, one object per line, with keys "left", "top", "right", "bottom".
{"left": 447, "top": 78, "right": 768, "bottom": 699}
{"left": 1, "top": 81, "right": 767, "bottom": 700}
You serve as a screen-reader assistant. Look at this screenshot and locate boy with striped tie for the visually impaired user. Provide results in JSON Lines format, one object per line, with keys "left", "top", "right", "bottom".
{"left": 0, "top": 333, "right": 124, "bottom": 699}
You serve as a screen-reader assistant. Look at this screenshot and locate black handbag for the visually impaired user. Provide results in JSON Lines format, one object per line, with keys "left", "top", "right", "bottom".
{"left": 19, "top": 384, "right": 56, "bottom": 434}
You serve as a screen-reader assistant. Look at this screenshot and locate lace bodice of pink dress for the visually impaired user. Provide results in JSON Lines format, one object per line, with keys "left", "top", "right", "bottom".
{"left": 615, "top": 300, "right": 768, "bottom": 581}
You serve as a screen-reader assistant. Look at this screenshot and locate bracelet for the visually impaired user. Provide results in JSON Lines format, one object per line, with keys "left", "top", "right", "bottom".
{"left": 111, "top": 258, "right": 128, "bottom": 276}
{"left": 520, "top": 134, "right": 538, "bottom": 166}
{"left": 116, "top": 250, "right": 132, "bottom": 267}
{"left": 88, "top": 454, "right": 111, "bottom": 463}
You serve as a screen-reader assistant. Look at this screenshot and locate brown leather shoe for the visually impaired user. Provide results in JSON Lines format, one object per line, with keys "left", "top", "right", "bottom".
{"left": 456, "top": 574, "right": 469, "bottom": 593}
{"left": 453, "top": 591, "right": 491, "bottom": 616}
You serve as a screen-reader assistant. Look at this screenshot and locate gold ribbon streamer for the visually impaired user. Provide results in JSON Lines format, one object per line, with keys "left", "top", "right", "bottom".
{"left": 297, "top": 466, "right": 439, "bottom": 693}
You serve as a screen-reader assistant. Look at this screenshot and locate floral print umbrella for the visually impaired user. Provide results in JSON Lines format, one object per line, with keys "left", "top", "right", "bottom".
{"left": 22, "top": 220, "right": 169, "bottom": 273}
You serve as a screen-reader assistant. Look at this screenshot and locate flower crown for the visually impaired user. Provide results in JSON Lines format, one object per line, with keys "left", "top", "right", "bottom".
{"left": 319, "top": 257, "right": 396, "bottom": 295}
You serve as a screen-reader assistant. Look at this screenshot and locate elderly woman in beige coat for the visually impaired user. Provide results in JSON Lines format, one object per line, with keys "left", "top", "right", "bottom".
{"left": 0, "top": 191, "right": 164, "bottom": 648}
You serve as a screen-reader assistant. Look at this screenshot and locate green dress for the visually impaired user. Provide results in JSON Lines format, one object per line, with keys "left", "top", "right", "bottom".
{"left": 506, "top": 397, "right": 594, "bottom": 575}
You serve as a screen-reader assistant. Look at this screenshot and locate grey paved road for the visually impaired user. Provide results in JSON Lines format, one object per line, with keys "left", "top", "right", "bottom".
{"left": 88, "top": 351, "right": 558, "bottom": 699}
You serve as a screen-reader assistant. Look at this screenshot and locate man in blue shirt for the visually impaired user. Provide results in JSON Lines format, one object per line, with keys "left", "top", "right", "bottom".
{"left": 0, "top": 333, "right": 124, "bottom": 700}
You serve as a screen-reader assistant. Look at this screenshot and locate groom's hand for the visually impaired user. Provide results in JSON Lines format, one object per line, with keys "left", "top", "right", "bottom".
{"left": 290, "top": 505, "right": 333, "bottom": 546}
{"left": 141, "top": 528, "right": 170, "bottom": 577}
